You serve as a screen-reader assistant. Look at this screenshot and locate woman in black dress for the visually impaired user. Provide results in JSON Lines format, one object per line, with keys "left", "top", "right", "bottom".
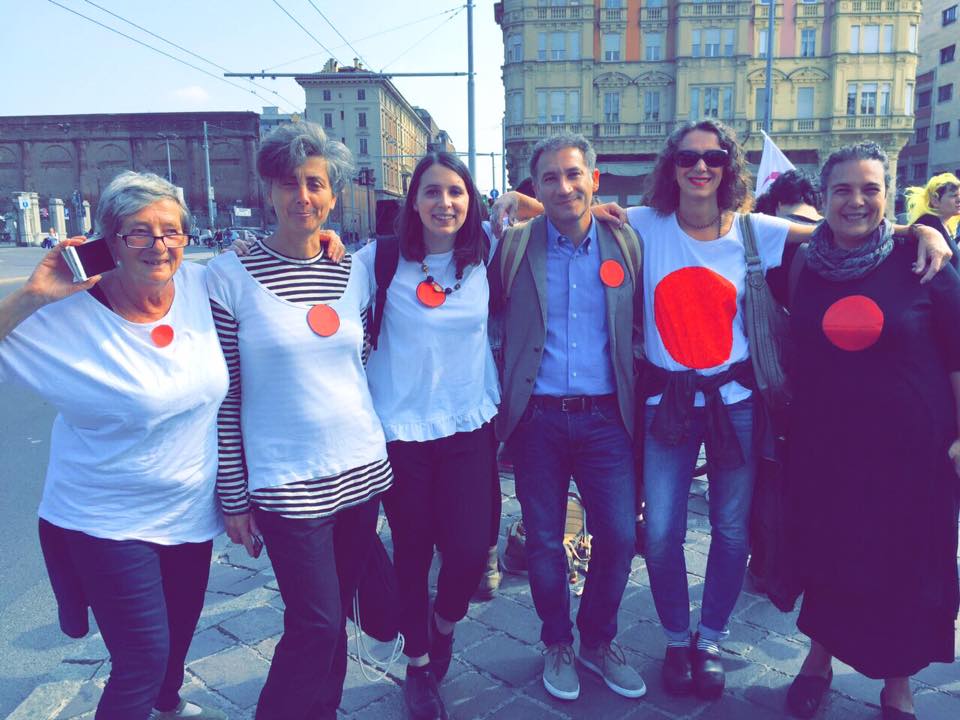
{"left": 906, "top": 172, "right": 960, "bottom": 269}
{"left": 784, "top": 143, "right": 960, "bottom": 720}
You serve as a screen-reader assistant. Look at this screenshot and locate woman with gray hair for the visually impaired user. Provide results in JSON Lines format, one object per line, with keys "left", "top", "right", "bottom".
{"left": 0, "top": 171, "right": 228, "bottom": 720}
{"left": 205, "top": 121, "right": 392, "bottom": 719}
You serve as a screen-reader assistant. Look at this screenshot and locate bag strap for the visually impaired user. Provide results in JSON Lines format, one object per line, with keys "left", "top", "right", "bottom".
{"left": 609, "top": 222, "right": 643, "bottom": 286}
{"left": 370, "top": 236, "right": 400, "bottom": 350}
{"left": 787, "top": 242, "right": 809, "bottom": 309}
{"left": 500, "top": 220, "right": 534, "bottom": 299}
{"left": 738, "top": 213, "right": 763, "bottom": 278}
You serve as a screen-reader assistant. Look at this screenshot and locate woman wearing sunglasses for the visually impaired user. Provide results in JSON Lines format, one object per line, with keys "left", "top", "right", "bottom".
{"left": 491, "top": 119, "right": 951, "bottom": 704}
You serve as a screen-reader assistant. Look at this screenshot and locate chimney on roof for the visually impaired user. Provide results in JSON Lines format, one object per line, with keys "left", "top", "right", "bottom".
{"left": 322, "top": 58, "right": 338, "bottom": 73}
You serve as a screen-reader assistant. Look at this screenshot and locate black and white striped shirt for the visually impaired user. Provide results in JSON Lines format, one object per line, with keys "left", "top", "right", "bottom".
{"left": 211, "top": 241, "right": 391, "bottom": 519}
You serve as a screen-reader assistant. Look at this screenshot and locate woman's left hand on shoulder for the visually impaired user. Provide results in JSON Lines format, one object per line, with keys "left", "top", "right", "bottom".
{"left": 592, "top": 202, "right": 627, "bottom": 228}
{"left": 912, "top": 224, "right": 952, "bottom": 284}
{"left": 320, "top": 229, "right": 345, "bottom": 262}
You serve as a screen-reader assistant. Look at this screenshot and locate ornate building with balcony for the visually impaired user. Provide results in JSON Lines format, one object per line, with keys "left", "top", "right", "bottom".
{"left": 495, "top": 0, "right": 921, "bottom": 204}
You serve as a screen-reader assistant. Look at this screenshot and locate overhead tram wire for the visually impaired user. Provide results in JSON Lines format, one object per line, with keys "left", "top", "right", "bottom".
{"left": 380, "top": 5, "right": 465, "bottom": 72}
{"left": 261, "top": 5, "right": 465, "bottom": 73}
{"left": 78, "top": 0, "right": 301, "bottom": 113}
{"left": 304, "top": 0, "right": 368, "bottom": 68}
{"left": 270, "top": 0, "right": 338, "bottom": 60}
{"left": 45, "top": 0, "right": 288, "bottom": 111}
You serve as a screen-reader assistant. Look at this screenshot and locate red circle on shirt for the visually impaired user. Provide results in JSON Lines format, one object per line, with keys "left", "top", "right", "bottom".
{"left": 416, "top": 280, "right": 447, "bottom": 308}
{"left": 654, "top": 267, "right": 738, "bottom": 369}
{"left": 600, "top": 259, "right": 625, "bottom": 288}
{"left": 822, "top": 295, "right": 884, "bottom": 351}
{"left": 307, "top": 304, "right": 340, "bottom": 337}
{"left": 151, "top": 324, "right": 174, "bottom": 348}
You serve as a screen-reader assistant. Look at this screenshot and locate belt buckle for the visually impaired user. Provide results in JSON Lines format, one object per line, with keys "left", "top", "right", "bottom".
{"left": 560, "top": 397, "right": 574, "bottom": 412}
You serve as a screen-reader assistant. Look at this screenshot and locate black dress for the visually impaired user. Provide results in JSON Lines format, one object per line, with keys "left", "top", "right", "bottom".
{"left": 786, "top": 242, "right": 960, "bottom": 679}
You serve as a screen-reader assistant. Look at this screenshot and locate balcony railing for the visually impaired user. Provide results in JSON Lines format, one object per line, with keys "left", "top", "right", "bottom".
{"left": 599, "top": 8, "right": 624, "bottom": 22}
{"left": 837, "top": 0, "right": 921, "bottom": 13}
{"left": 798, "top": 2, "right": 824, "bottom": 18}
{"left": 752, "top": 1, "right": 784, "bottom": 20}
{"left": 535, "top": 6, "right": 586, "bottom": 20}
{"left": 640, "top": 7, "right": 668, "bottom": 22}
{"left": 678, "top": 2, "right": 748, "bottom": 18}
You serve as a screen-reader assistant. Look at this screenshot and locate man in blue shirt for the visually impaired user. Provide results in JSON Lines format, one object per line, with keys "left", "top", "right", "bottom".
{"left": 489, "top": 134, "right": 645, "bottom": 703}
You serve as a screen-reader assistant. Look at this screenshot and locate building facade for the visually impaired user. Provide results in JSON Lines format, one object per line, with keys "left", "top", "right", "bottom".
{"left": 896, "top": 0, "right": 960, "bottom": 189}
{"left": 0, "top": 111, "right": 260, "bottom": 230}
{"left": 496, "top": 0, "right": 921, "bottom": 205}
{"left": 260, "top": 106, "right": 304, "bottom": 139}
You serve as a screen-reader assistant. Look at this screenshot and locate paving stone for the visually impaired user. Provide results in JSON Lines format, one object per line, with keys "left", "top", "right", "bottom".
{"left": 818, "top": 692, "right": 879, "bottom": 719}
{"left": 629, "top": 656, "right": 707, "bottom": 718}
{"left": 177, "top": 682, "right": 238, "bottom": 719}
{"left": 830, "top": 660, "right": 884, "bottom": 705}
{"left": 7, "top": 680, "right": 84, "bottom": 720}
{"left": 486, "top": 695, "right": 568, "bottom": 719}
{"left": 694, "top": 694, "right": 783, "bottom": 720}
{"left": 440, "top": 669, "right": 506, "bottom": 719}
{"left": 218, "top": 605, "right": 283, "bottom": 645}
{"left": 186, "top": 627, "right": 235, "bottom": 663}
{"left": 619, "top": 585, "right": 659, "bottom": 623}
{"left": 454, "top": 617, "right": 497, "bottom": 651}
{"left": 915, "top": 657, "right": 960, "bottom": 695}
{"left": 54, "top": 681, "right": 101, "bottom": 719}
{"left": 345, "top": 689, "right": 407, "bottom": 719}
{"left": 206, "top": 563, "right": 258, "bottom": 595}
{"left": 188, "top": 645, "right": 270, "bottom": 709}
{"left": 718, "top": 620, "right": 768, "bottom": 659}
{"left": 62, "top": 633, "right": 107, "bottom": 663}
{"left": 619, "top": 620, "right": 669, "bottom": 660}
{"left": 338, "top": 658, "right": 399, "bottom": 714}
{"left": 683, "top": 549, "right": 709, "bottom": 578}
{"left": 740, "top": 635, "right": 807, "bottom": 676}
{"left": 252, "top": 634, "right": 279, "bottom": 661}
{"left": 468, "top": 633, "right": 542, "bottom": 687}
{"left": 736, "top": 596, "right": 800, "bottom": 638}
{"left": 739, "top": 667, "right": 793, "bottom": 712}
{"left": 474, "top": 599, "right": 542, "bottom": 645}
{"left": 912, "top": 688, "right": 960, "bottom": 719}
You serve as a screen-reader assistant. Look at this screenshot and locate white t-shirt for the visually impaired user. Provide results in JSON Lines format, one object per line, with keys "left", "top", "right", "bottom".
{"left": 356, "top": 224, "right": 500, "bottom": 442}
{"left": 626, "top": 207, "right": 791, "bottom": 405}
{"left": 0, "top": 262, "right": 228, "bottom": 544}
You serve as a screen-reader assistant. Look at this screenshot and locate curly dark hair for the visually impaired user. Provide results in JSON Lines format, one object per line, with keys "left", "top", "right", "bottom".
{"left": 754, "top": 169, "right": 821, "bottom": 216}
{"left": 395, "top": 152, "right": 488, "bottom": 275}
{"left": 819, "top": 142, "right": 891, "bottom": 196}
{"left": 644, "top": 120, "right": 751, "bottom": 215}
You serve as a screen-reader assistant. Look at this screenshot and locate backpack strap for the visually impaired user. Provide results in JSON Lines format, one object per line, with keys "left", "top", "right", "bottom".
{"left": 499, "top": 220, "right": 534, "bottom": 299}
{"left": 787, "top": 242, "right": 809, "bottom": 309}
{"left": 608, "top": 222, "right": 643, "bottom": 286}
{"left": 370, "top": 236, "right": 400, "bottom": 350}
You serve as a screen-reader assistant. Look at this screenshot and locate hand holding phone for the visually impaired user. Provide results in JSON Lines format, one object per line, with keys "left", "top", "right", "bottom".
{"left": 62, "top": 238, "right": 117, "bottom": 283}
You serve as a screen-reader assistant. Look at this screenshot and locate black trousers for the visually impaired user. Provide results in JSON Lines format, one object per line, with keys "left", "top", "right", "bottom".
{"left": 253, "top": 497, "right": 379, "bottom": 720}
{"left": 383, "top": 422, "right": 496, "bottom": 658}
{"left": 39, "top": 520, "right": 211, "bottom": 720}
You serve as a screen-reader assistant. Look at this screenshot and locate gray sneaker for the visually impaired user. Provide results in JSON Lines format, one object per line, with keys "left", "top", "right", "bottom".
{"left": 543, "top": 643, "right": 580, "bottom": 700}
{"left": 579, "top": 640, "right": 647, "bottom": 699}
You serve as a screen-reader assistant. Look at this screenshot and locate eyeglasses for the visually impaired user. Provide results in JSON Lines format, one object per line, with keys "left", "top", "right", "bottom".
{"left": 117, "top": 232, "right": 195, "bottom": 248}
{"left": 673, "top": 150, "right": 729, "bottom": 168}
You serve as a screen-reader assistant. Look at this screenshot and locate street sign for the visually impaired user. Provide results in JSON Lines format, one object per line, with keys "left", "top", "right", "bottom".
{"left": 489, "top": 189, "right": 500, "bottom": 200}
{"left": 18, "top": 198, "right": 30, "bottom": 210}
{"left": 234, "top": 207, "right": 252, "bottom": 217}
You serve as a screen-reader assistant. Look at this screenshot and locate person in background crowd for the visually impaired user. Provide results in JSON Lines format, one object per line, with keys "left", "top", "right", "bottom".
{"left": 782, "top": 143, "right": 960, "bottom": 720}
{"left": 907, "top": 172, "right": 960, "bottom": 269}
{"left": 41, "top": 227, "right": 58, "bottom": 249}
{"left": 0, "top": 172, "right": 228, "bottom": 720}
{"left": 206, "top": 122, "right": 390, "bottom": 720}
{"left": 355, "top": 151, "right": 499, "bottom": 720}
{"left": 753, "top": 169, "right": 822, "bottom": 225}
{"left": 489, "top": 133, "right": 648, "bottom": 704}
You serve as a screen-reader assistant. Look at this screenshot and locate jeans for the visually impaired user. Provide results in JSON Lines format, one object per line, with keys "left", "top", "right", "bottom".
{"left": 642, "top": 398, "right": 755, "bottom": 642}
{"left": 253, "top": 498, "right": 379, "bottom": 720}
{"left": 39, "top": 520, "right": 212, "bottom": 720}
{"left": 510, "top": 397, "right": 636, "bottom": 648}
{"left": 383, "top": 423, "right": 495, "bottom": 658}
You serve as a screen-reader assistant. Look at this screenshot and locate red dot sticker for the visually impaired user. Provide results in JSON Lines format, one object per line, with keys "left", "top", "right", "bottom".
{"left": 654, "top": 267, "right": 738, "bottom": 369}
{"left": 822, "top": 295, "right": 884, "bottom": 351}
{"left": 416, "top": 280, "right": 447, "bottom": 308}
{"left": 600, "top": 259, "right": 625, "bottom": 288}
{"left": 306, "top": 304, "right": 340, "bottom": 337}
{"left": 151, "top": 324, "right": 174, "bottom": 348}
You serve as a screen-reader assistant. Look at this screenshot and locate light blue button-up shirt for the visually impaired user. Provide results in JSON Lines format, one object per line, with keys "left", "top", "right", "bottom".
{"left": 533, "top": 217, "right": 616, "bottom": 397}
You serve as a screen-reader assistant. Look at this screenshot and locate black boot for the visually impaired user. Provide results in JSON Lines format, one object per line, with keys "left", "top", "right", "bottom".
{"left": 403, "top": 665, "right": 447, "bottom": 720}
{"left": 691, "top": 633, "right": 725, "bottom": 700}
{"left": 661, "top": 644, "right": 693, "bottom": 695}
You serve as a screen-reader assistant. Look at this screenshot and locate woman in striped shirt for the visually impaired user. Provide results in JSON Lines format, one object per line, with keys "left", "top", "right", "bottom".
{"left": 206, "top": 122, "right": 391, "bottom": 720}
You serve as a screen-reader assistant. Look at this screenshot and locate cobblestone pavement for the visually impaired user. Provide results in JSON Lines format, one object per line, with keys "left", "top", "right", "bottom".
{"left": 9, "top": 473, "right": 960, "bottom": 720}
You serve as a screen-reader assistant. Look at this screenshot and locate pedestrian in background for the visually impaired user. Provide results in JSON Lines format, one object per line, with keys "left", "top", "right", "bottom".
{"left": 355, "top": 151, "right": 499, "bottom": 720}
{"left": 753, "top": 169, "right": 822, "bottom": 225}
{"left": 206, "top": 121, "right": 389, "bottom": 720}
{"left": 783, "top": 143, "right": 960, "bottom": 720}
{"left": 0, "top": 172, "right": 228, "bottom": 720}
{"left": 906, "top": 172, "right": 960, "bottom": 269}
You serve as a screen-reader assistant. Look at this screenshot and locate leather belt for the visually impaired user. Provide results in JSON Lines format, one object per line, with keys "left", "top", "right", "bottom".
{"left": 530, "top": 394, "right": 616, "bottom": 413}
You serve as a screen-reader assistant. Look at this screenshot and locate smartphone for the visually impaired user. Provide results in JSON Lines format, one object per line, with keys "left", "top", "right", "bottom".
{"left": 251, "top": 534, "right": 264, "bottom": 559}
{"left": 62, "top": 239, "right": 117, "bottom": 282}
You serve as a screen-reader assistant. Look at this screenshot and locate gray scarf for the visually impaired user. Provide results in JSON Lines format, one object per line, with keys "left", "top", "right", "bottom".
{"left": 805, "top": 219, "right": 894, "bottom": 282}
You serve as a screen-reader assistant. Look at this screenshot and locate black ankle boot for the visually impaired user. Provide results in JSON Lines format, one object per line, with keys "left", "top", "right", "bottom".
{"left": 661, "top": 644, "right": 693, "bottom": 695}
{"left": 429, "top": 614, "right": 455, "bottom": 682}
{"left": 691, "top": 633, "right": 725, "bottom": 700}
{"left": 404, "top": 665, "right": 447, "bottom": 720}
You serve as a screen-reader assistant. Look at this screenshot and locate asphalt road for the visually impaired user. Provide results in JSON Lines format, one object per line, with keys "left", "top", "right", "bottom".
{"left": 0, "top": 246, "right": 215, "bottom": 716}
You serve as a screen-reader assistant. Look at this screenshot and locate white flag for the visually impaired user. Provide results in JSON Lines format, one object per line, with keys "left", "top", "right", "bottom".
{"left": 755, "top": 131, "right": 796, "bottom": 196}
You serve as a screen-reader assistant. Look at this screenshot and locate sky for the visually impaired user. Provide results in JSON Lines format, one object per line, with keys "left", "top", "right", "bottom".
{"left": 3, "top": 0, "right": 507, "bottom": 194}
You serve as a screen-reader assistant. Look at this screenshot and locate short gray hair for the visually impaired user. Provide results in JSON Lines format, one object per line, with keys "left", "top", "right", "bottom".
{"left": 529, "top": 133, "right": 597, "bottom": 180}
{"left": 257, "top": 121, "right": 355, "bottom": 193}
{"left": 95, "top": 171, "right": 191, "bottom": 238}
{"left": 820, "top": 142, "right": 891, "bottom": 196}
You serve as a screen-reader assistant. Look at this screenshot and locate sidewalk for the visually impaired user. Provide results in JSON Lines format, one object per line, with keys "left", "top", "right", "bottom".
{"left": 9, "top": 473, "right": 960, "bottom": 720}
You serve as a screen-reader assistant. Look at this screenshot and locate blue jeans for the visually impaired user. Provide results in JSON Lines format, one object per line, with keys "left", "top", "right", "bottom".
{"left": 39, "top": 520, "right": 212, "bottom": 720}
{"left": 510, "top": 397, "right": 636, "bottom": 648}
{"left": 643, "top": 398, "right": 755, "bottom": 643}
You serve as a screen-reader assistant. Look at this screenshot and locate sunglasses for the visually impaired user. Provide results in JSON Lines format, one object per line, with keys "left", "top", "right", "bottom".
{"left": 674, "top": 149, "right": 729, "bottom": 168}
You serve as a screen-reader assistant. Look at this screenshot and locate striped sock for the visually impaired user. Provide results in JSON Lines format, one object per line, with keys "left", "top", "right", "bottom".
{"left": 666, "top": 632, "right": 691, "bottom": 649}
{"left": 696, "top": 635, "right": 721, "bottom": 655}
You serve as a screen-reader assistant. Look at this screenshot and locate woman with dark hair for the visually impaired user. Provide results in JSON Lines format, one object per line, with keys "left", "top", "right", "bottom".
{"left": 753, "top": 169, "right": 822, "bottom": 224}
{"left": 783, "top": 143, "right": 960, "bottom": 720}
{"left": 206, "top": 121, "right": 391, "bottom": 720}
{"left": 354, "top": 151, "right": 499, "bottom": 720}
